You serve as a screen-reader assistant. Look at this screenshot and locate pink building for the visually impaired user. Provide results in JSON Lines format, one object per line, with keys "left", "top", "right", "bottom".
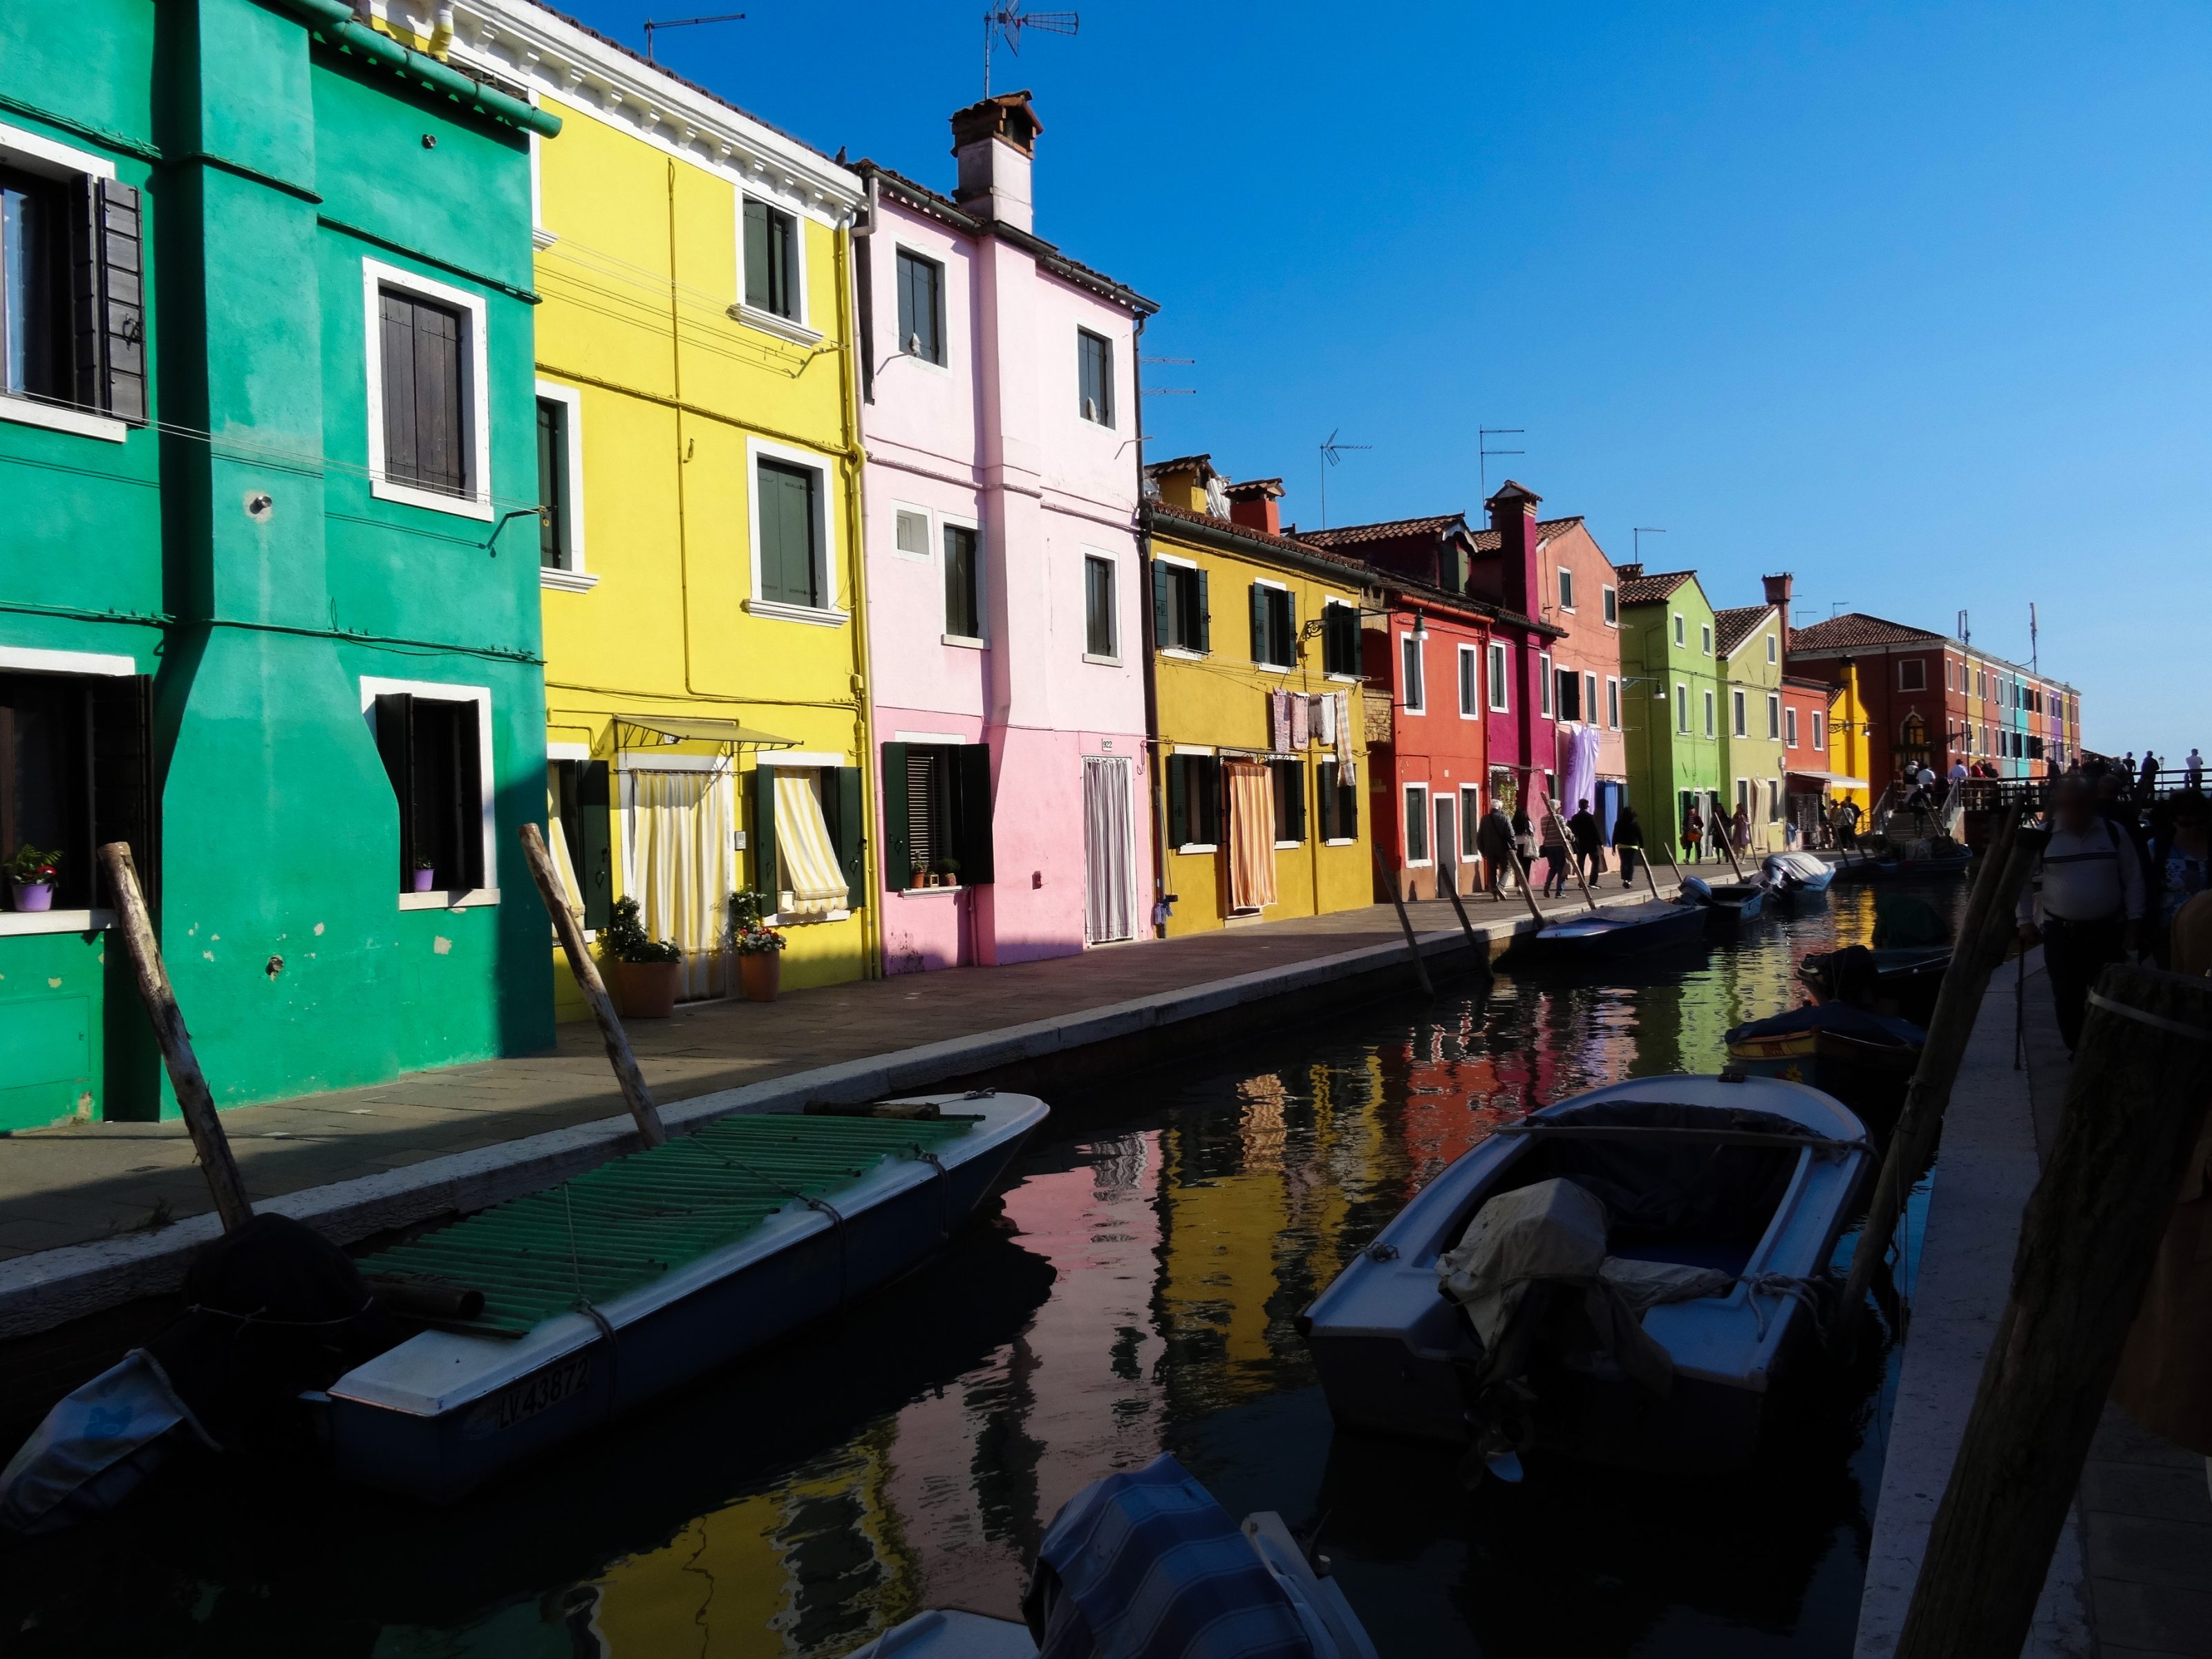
{"left": 853, "top": 94, "right": 1157, "bottom": 973}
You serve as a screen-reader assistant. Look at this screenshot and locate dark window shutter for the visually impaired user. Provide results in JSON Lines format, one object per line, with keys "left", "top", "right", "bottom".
{"left": 1250, "top": 583, "right": 1266, "bottom": 664}
{"left": 751, "top": 764, "right": 779, "bottom": 899}
{"left": 1284, "top": 760, "right": 1306, "bottom": 842}
{"left": 380, "top": 295, "right": 419, "bottom": 486}
{"left": 579, "top": 760, "right": 612, "bottom": 930}
{"left": 1203, "top": 759, "right": 1224, "bottom": 844}
{"left": 956, "top": 743, "right": 995, "bottom": 885}
{"left": 415, "top": 301, "right": 463, "bottom": 495}
{"left": 1168, "top": 755, "right": 1188, "bottom": 845}
{"left": 744, "top": 198, "right": 770, "bottom": 310}
{"left": 95, "top": 180, "right": 144, "bottom": 423}
{"left": 373, "top": 693, "right": 414, "bottom": 887}
{"left": 880, "top": 743, "right": 910, "bottom": 891}
{"left": 1283, "top": 591, "right": 1297, "bottom": 662}
{"left": 834, "top": 765, "right": 865, "bottom": 903}
{"left": 1195, "top": 568, "right": 1211, "bottom": 653}
{"left": 450, "top": 703, "right": 484, "bottom": 890}
{"left": 90, "top": 673, "right": 157, "bottom": 914}
{"left": 1152, "top": 562, "right": 1172, "bottom": 649}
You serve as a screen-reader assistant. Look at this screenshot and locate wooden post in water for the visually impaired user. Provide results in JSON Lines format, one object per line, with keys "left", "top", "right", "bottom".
{"left": 1371, "top": 845, "right": 1435, "bottom": 997}
{"left": 520, "top": 822, "right": 666, "bottom": 1149}
{"left": 1504, "top": 843, "right": 1548, "bottom": 928}
{"left": 1839, "top": 808, "right": 2036, "bottom": 1338}
{"left": 1544, "top": 794, "right": 1601, "bottom": 914}
{"left": 1656, "top": 835, "right": 1687, "bottom": 895}
{"left": 1894, "top": 964, "right": 2212, "bottom": 1659}
{"left": 1442, "top": 873, "right": 1489, "bottom": 964}
{"left": 97, "top": 842, "right": 254, "bottom": 1233}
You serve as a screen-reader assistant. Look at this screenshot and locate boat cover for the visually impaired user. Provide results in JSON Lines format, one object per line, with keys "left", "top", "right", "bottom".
{"left": 1025, "top": 1452, "right": 1365, "bottom": 1659}
{"left": 1436, "top": 1178, "right": 1732, "bottom": 1396}
{"left": 1763, "top": 852, "right": 1830, "bottom": 883}
{"left": 1725, "top": 1002, "right": 1925, "bottom": 1049}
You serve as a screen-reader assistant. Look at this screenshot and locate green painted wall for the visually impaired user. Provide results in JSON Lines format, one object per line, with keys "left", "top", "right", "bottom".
{"left": 1717, "top": 610, "right": 1789, "bottom": 851}
{"left": 0, "top": 0, "right": 552, "bottom": 1127}
{"left": 1620, "top": 577, "right": 1725, "bottom": 859}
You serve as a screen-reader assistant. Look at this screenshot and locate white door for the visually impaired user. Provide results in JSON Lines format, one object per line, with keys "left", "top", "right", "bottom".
{"left": 1083, "top": 756, "right": 1136, "bottom": 944}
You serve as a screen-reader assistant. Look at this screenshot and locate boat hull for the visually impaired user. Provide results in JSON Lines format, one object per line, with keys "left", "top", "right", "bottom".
{"left": 1528, "top": 901, "right": 1708, "bottom": 962}
{"left": 324, "top": 1094, "right": 1047, "bottom": 1503}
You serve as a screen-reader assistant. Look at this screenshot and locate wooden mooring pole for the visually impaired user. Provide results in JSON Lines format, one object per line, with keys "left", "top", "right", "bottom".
{"left": 1894, "top": 964, "right": 2212, "bottom": 1659}
{"left": 1371, "top": 845, "right": 1435, "bottom": 997}
{"left": 520, "top": 823, "right": 667, "bottom": 1148}
{"left": 97, "top": 842, "right": 254, "bottom": 1232}
{"left": 1839, "top": 809, "right": 2036, "bottom": 1340}
{"left": 1441, "top": 872, "right": 1489, "bottom": 964}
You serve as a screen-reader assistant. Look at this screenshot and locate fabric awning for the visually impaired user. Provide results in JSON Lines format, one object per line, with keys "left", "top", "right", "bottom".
{"left": 1786, "top": 769, "right": 1869, "bottom": 789}
{"left": 617, "top": 715, "right": 794, "bottom": 749}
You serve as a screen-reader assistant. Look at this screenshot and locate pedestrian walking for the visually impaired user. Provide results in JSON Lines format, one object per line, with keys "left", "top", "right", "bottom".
{"left": 1511, "top": 805, "right": 1536, "bottom": 884}
{"left": 1539, "top": 811, "right": 1571, "bottom": 899}
{"left": 2141, "top": 751, "right": 2162, "bottom": 801}
{"left": 1613, "top": 805, "right": 1645, "bottom": 885}
{"left": 2016, "top": 777, "right": 2147, "bottom": 1053}
{"left": 1568, "top": 798, "right": 1602, "bottom": 886}
{"left": 1683, "top": 803, "right": 1705, "bottom": 863}
{"left": 1476, "top": 803, "right": 1515, "bottom": 898}
{"left": 1915, "top": 762, "right": 1936, "bottom": 793}
{"left": 2152, "top": 792, "right": 2211, "bottom": 968}
{"left": 1730, "top": 805, "right": 1752, "bottom": 856}
{"left": 1948, "top": 758, "right": 1969, "bottom": 785}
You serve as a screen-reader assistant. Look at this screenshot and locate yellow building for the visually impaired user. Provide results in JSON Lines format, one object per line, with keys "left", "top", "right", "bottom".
{"left": 458, "top": 3, "right": 873, "bottom": 1014}
{"left": 1827, "top": 661, "right": 1875, "bottom": 813}
{"left": 1143, "top": 457, "right": 1374, "bottom": 937}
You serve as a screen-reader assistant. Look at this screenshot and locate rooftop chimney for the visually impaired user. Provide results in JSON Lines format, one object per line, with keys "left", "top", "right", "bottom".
{"left": 1144, "top": 454, "right": 1218, "bottom": 516}
{"left": 1485, "top": 480, "right": 1541, "bottom": 618}
{"left": 1763, "top": 572, "right": 1793, "bottom": 646}
{"left": 951, "top": 91, "right": 1041, "bottom": 232}
{"left": 1224, "top": 478, "right": 1284, "bottom": 538}
{"left": 1616, "top": 562, "right": 1644, "bottom": 581}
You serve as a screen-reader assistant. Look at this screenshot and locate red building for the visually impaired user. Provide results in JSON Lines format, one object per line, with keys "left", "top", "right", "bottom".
{"left": 1354, "top": 577, "right": 1494, "bottom": 899}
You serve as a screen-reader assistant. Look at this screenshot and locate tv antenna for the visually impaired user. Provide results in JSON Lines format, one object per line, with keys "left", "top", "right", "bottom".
{"left": 1317, "top": 428, "right": 1371, "bottom": 530}
{"left": 1632, "top": 527, "right": 1666, "bottom": 563}
{"left": 984, "top": 3, "right": 1078, "bottom": 95}
{"left": 643, "top": 12, "right": 744, "bottom": 61}
{"left": 2028, "top": 601, "right": 2038, "bottom": 671}
{"left": 1478, "top": 427, "right": 1524, "bottom": 497}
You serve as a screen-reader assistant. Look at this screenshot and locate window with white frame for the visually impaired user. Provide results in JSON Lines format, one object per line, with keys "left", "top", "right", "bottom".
{"left": 1703, "top": 688, "right": 1716, "bottom": 738}
{"left": 1403, "top": 784, "right": 1431, "bottom": 865}
{"left": 1602, "top": 585, "right": 1618, "bottom": 626}
{"left": 894, "top": 247, "right": 945, "bottom": 364}
{"left": 1700, "top": 623, "right": 1713, "bottom": 656}
{"left": 1321, "top": 601, "right": 1361, "bottom": 677}
{"left": 1084, "top": 553, "right": 1117, "bottom": 659}
{"left": 1766, "top": 778, "right": 1782, "bottom": 822}
{"left": 1674, "top": 613, "right": 1686, "bottom": 648}
{"left": 1732, "top": 688, "right": 1747, "bottom": 738}
{"left": 534, "top": 381, "right": 588, "bottom": 585}
{"left": 1676, "top": 682, "right": 1689, "bottom": 733}
{"left": 1459, "top": 644, "right": 1479, "bottom": 717}
{"left": 1899, "top": 658, "right": 1927, "bottom": 692}
{"left": 943, "top": 520, "right": 982, "bottom": 641}
{"left": 750, "top": 442, "right": 834, "bottom": 617}
{"left": 1250, "top": 581, "right": 1294, "bottom": 668}
{"left": 1400, "top": 633, "right": 1425, "bottom": 712}
{"left": 365, "top": 259, "right": 491, "bottom": 520}
{"left": 1766, "top": 693, "right": 1781, "bottom": 740}
{"left": 1487, "top": 641, "right": 1510, "bottom": 711}
{"left": 1606, "top": 676, "right": 1620, "bottom": 730}
{"left": 1557, "top": 568, "right": 1575, "bottom": 611}
{"left": 1812, "top": 711, "right": 1825, "bottom": 751}
{"left": 1078, "top": 328, "right": 1114, "bottom": 427}
{"left": 1460, "top": 785, "right": 1482, "bottom": 859}
{"left": 742, "top": 196, "right": 802, "bottom": 322}
{"left": 1539, "top": 652, "right": 1553, "bottom": 717}
{"left": 1785, "top": 706, "right": 1799, "bottom": 747}
{"left": 892, "top": 506, "right": 930, "bottom": 559}
{"left": 1584, "top": 672, "right": 1598, "bottom": 726}
{"left": 1766, "top": 632, "right": 1777, "bottom": 664}
{"left": 364, "top": 678, "right": 495, "bottom": 902}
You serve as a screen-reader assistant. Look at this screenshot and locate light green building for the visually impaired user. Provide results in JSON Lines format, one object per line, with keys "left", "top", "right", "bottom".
{"left": 1616, "top": 568, "right": 1727, "bottom": 866}
{"left": 1714, "top": 603, "right": 1789, "bottom": 855}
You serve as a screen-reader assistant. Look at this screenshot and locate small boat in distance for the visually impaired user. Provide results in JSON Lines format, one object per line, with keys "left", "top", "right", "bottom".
{"left": 1526, "top": 897, "right": 1709, "bottom": 962}
{"left": 1763, "top": 851, "right": 1835, "bottom": 896}
{"left": 1300, "top": 1075, "right": 1871, "bottom": 1477}
{"left": 1681, "top": 874, "right": 1768, "bottom": 936}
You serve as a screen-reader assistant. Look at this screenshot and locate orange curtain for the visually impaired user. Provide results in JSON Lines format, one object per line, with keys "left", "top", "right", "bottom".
{"left": 1226, "top": 760, "right": 1279, "bottom": 911}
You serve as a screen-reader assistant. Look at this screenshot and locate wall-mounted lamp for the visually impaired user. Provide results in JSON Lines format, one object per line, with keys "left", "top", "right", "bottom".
{"left": 1410, "top": 612, "right": 1428, "bottom": 640}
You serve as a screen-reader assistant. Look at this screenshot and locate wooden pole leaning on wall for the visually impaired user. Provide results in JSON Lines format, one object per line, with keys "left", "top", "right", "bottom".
{"left": 1441, "top": 870, "right": 1488, "bottom": 964}
{"left": 1545, "top": 794, "right": 1601, "bottom": 914}
{"left": 519, "top": 823, "right": 666, "bottom": 1150}
{"left": 97, "top": 842, "right": 254, "bottom": 1233}
{"left": 1371, "top": 845, "right": 1436, "bottom": 997}
{"left": 1893, "top": 963, "right": 2212, "bottom": 1659}
{"left": 1839, "top": 807, "right": 2036, "bottom": 1342}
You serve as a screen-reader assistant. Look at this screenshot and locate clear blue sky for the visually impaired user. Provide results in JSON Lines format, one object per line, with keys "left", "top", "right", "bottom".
{"left": 562, "top": 0, "right": 2202, "bottom": 762}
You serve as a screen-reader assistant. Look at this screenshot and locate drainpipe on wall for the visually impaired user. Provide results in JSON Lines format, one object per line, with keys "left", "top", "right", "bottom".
{"left": 1132, "top": 311, "right": 1171, "bottom": 938}
{"left": 427, "top": 1, "right": 454, "bottom": 59}
{"left": 836, "top": 214, "right": 883, "bottom": 980}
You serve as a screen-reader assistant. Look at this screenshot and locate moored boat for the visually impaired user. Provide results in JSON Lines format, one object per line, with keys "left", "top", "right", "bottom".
{"left": 1526, "top": 898, "right": 1709, "bottom": 961}
{"left": 1725, "top": 1001, "right": 1923, "bottom": 1134}
{"left": 1798, "top": 944, "right": 1951, "bottom": 1028}
{"left": 1298, "top": 1075, "right": 1871, "bottom": 1476}
{"left": 1681, "top": 874, "right": 1768, "bottom": 936}
{"left": 1762, "top": 851, "right": 1835, "bottom": 896}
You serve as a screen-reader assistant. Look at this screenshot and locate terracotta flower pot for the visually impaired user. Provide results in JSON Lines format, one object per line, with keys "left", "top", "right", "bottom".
{"left": 738, "top": 950, "right": 781, "bottom": 1003}
{"left": 608, "top": 958, "right": 680, "bottom": 1019}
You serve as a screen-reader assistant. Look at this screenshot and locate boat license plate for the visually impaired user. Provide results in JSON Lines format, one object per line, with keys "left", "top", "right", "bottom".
{"left": 469, "top": 1353, "right": 593, "bottom": 1438}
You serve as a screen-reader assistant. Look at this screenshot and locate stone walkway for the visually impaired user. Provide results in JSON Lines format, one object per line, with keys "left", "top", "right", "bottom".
{"left": 0, "top": 885, "right": 1624, "bottom": 1266}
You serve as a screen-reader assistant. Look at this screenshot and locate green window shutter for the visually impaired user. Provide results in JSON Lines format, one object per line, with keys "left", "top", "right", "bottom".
{"left": 579, "top": 760, "right": 613, "bottom": 930}
{"left": 834, "top": 766, "right": 865, "bottom": 903}
{"left": 1196, "top": 568, "right": 1211, "bottom": 653}
{"left": 751, "top": 765, "right": 780, "bottom": 898}
{"left": 744, "top": 198, "right": 770, "bottom": 310}
{"left": 1250, "top": 583, "right": 1267, "bottom": 663}
{"left": 373, "top": 693, "right": 414, "bottom": 888}
{"left": 1284, "top": 592, "right": 1297, "bottom": 662}
{"left": 1152, "top": 562, "right": 1172, "bottom": 648}
{"left": 1168, "top": 755, "right": 1188, "bottom": 845}
{"left": 956, "top": 744, "right": 995, "bottom": 885}
{"left": 880, "top": 744, "right": 910, "bottom": 891}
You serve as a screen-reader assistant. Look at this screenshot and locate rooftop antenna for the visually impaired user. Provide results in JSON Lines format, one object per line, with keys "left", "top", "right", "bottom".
{"left": 984, "top": 3, "right": 1078, "bottom": 96}
{"left": 2028, "top": 601, "right": 2038, "bottom": 672}
{"left": 1318, "top": 428, "right": 1371, "bottom": 530}
{"left": 1958, "top": 608, "right": 1971, "bottom": 646}
{"left": 1478, "top": 427, "right": 1524, "bottom": 498}
{"left": 1632, "top": 527, "right": 1666, "bottom": 563}
{"left": 643, "top": 12, "right": 745, "bottom": 62}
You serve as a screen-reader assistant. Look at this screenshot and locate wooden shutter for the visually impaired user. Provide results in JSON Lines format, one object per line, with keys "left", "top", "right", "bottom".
{"left": 743, "top": 199, "right": 770, "bottom": 310}
{"left": 956, "top": 744, "right": 995, "bottom": 885}
{"left": 751, "top": 765, "right": 779, "bottom": 898}
{"left": 450, "top": 702, "right": 484, "bottom": 890}
{"left": 1195, "top": 568, "right": 1211, "bottom": 653}
{"left": 578, "top": 760, "right": 613, "bottom": 930}
{"left": 90, "top": 673, "right": 158, "bottom": 914}
{"left": 759, "top": 461, "right": 818, "bottom": 608}
{"left": 95, "top": 181, "right": 145, "bottom": 423}
{"left": 1152, "top": 562, "right": 1172, "bottom": 649}
{"left": 1283, "top": 592, "right": 1297, "bottom": 662}
{"left": 373, "top": 693, "right": 414, "bottom": 887}
{"left": 833, "top": 765, "right": 865, "bottom": 903}
{"left": 1167, "top": 755, "right": 1188, "bottom": 847}
{"left": 1282, "top": 760, "right": 1306, "bottom": 842}
{"left": 380, "top": 292, "right": 464, "bottom": 495}
{"left": 880, "top": 743, "right": 910, "bottom": 891}
{"left": 1249, "top": 583, "right": 1267, "bottom": 664}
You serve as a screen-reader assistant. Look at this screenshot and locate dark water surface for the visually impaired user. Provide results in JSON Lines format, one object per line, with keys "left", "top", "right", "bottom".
{"left": 3, "top": 878, "right": 1969, "bottom": 1658}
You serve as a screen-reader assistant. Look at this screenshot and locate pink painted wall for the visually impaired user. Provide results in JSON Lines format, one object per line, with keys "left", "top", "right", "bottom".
{"left": 859, "top": 173, "right": 1152, "bottom": 973}
{"left": 1537, "top": 521, "right": 1628, "bottom": 784}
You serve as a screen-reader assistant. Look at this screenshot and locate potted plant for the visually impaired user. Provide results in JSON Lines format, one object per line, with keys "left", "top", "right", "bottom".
{"left": 934, "top": 856, "right": 961, "bottom": 889}
{"left": 729, "top": 890, "right": 786, "bottom": 1002}
{"left": 909, "top": 862, "right": 928, "bottom": 890}
{"left": 8, "top": 845, "right": 60, "bottom": 913}
{"left": 599, "top": 897, "right": 682, "bottom": 1018}
{"left": 411, "top": 856, "right": 438, "bottom": 894}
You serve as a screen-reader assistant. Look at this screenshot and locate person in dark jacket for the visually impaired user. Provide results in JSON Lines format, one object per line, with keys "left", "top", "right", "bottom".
{"left": 1476, "top": 804, "right": 1516, "bottom": 898}
{"left": 1613, "top": 805, "right": 1645, "bottom": 886}
{"left": 1539, "top": 812, "right": 1571, "bottom": 899}
{"left": 1567, "top": 799, "right": 1602, "bottom": 886}
{"left": 1683, "top": 805, "right": 1705, "bottom": 863}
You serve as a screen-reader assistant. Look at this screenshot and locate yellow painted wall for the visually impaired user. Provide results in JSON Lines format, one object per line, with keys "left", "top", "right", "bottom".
{"left": 532, "top": 97, "right": 874, "bottom": 1018}
{"left": 1830, "top": 664, "right": 1873, "bottom": 812}
{"left": 1149, "top": 523, "right": 1372, "bottom": 937}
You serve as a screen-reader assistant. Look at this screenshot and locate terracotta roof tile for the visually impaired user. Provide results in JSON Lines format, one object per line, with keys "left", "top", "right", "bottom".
{"left": 1617, "top": 569, "right": 1696, "bottom": 606}
{"left": 1299, "top": 514, "right": 1467, "bottom": 548}
{"left": 1465, "top": 515, "right": 1586, "bottom": 554}
{"left": 1788, "top": 612, "right": 1949, "bottom": 653}
{"left": 1712, "top": 605, "right": 1776, "bottom": 658}
{"left": 1145, "top": 499, "right": 1369, "bottom": 572}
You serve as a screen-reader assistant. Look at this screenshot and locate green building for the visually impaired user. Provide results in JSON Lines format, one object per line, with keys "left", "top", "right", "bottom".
{"left": 1713, "top": 602, "right": 1788, "bottom": 855}
{"left": 0, "top": 0, "right": 561, "bottom": 1127}
{"left": 1615, "top": 567, "right": 1726, "bottom": 865}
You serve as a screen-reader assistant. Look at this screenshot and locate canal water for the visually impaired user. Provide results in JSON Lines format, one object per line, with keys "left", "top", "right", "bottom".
{"left": 5, "top": 877, "right": 1967, "bottom": 1659}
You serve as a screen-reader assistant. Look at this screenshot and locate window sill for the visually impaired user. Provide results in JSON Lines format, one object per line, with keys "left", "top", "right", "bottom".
{"left": 941, "top": 632, "right": 987, "bottom": 650}
{"left": 894, "top": 885, "right": 965, "bottom": 898}
{"left": 400, "top": 888, "right": 500, "bottom": 911}
{"left": 1160, "top": 646, "right": 1206, "bottom": 661}
{"left": 765, "top": 908, "right": 853, "bottom": 925}
{"left": 371, "top": 477, "right": 496, "bottom": 523}
{"left": 0, "top": 908, "right": 113, "bottom": 937}
{"left": 532, "top": 226, "right": 560, "bottom": 250}
{"left": 745, "top": 598, "right": 849, "bottom": 628}
{"left": 0, "top": 393, "right": 126, "bottom": 443}
{"left": 728, "top": 303, "right": 823, "bottom": 347}
{"left": 540, "top": 566, "right": 600, "bottom": 592}
{"left": 1175, "top": 843, "right": 1218, "bottom": 856}
{"left": 1082, "top": 653, "right": 1122, "bottom": 667}
{"left": 1323, "top": 837, "right": 1357, "bottom": 847}
{"left": 1273, "top": 839, "right": 1302, "bottom": 851}
{"left": 1325, "top": 671, "right": 1362, "bottom": 684}
{"left": 1255, "top": 658, "right": 1294, "bottom": 673}
{"left": 1404, "top": 859, "right": 1434, "bottom": 869}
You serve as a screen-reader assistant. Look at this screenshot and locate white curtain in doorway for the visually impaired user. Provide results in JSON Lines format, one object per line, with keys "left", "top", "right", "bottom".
{"left": 624, "top": 768, "right": 733, "bottom": 1000}
{"left": 1084, "top": 755, "right": 1136, "bottom": 944}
